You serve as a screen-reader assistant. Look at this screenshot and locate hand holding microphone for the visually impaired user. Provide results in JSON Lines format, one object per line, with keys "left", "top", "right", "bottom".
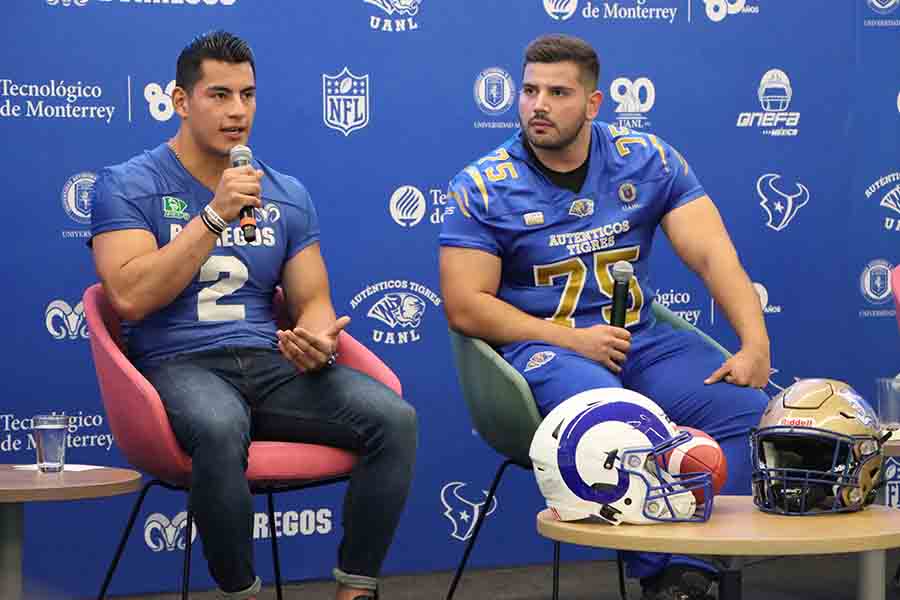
{"left": 230, "top": 145, "right": 258, "bottom": 242}
{"left": 610, "top": 260, "right": 634, "bottom": 328}
{"left": 205, "top": 145, "right": 262, "bottom": 238}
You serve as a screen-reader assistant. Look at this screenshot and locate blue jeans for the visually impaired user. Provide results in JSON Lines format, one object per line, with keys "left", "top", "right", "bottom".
{"left": 140, "top": 346, "right": 418, "bottom": 594}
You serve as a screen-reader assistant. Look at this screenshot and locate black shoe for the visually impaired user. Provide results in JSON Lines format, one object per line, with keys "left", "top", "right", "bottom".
{"left": 640, "top": 565, "right": 717, "bottom": 600}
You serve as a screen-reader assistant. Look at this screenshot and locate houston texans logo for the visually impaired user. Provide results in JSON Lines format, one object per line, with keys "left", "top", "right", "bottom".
{"left": 756, "top": 174, "right": 809, "bottom": 232}
{"left": 440, "top": 482, "right": 498, "bottom": 541}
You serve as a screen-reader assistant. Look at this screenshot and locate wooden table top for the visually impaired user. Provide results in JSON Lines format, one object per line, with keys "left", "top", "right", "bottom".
{"left": 537, "top": 495, "right": 900, "bottom": 556}
{"left": 0, "top": 464, "right": 142, "bottom": 503}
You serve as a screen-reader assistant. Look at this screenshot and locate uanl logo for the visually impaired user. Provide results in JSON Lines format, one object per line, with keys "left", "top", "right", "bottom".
{"left": 543, "top": 0, "right": 578, "bottom": 20}
{"left": 756, "top": 174, "right": 809, "bottom": 231}
{"left": 144, "top": 512, "right": 197, "bottom": 552}
{"left": 752, "top": 282, "right": 783, "bottom": 315}
{"left": 654, "top": 289, "right": 701, "bottom": 325}
{"left": 702, "top": 0, "right": 759, "bottom": 23}
{"left": 350, "top": 280, "right": 441, "bottom": 345}
{"left": 473, "top": 67, "right": 518, "bottom": 130}
{"left": 45, "top": 300, "right": 88, "bottom": 340}
{"left": 0, "top": 79, "right": 116, "bottom": 123}
{"left": 322, "top": 68, "right": 370, "bottom": 136}
{"left": 389, "top": 185, "right": 454, "bottom": 227}
{"left": 364, "top": 0, "right": 421, "bottom": 32}
{"left": 440, "top": 481, "right": 498, "bottom": 542}
{"left": 145, "top": 80, "right": 175, "bottom": 122}
{"left": 868, "top": 0, "right": 900, "bottom": 15}
{"left": 610, "top": 77, "right": 654, "bottom": 129}
{"left": 865, "top": 172, "right": 900, "bottom": 234}
{"left": 474, "top": 68, "right": 515, "bottom": 116}
{"left": 737, "top": 69, "right": 800, "bottom": 137}
{"left": 61, "top": 172, "right": 95, "bottom": 232}
{"left": 859, "top": 259, "right": 894, "bottom": 308}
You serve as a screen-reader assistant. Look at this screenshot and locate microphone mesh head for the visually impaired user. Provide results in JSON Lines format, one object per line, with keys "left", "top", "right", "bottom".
{"left": 230, "top": 145, "right": 253, "bottom": 167}
{"left": 611, "top": 260, "right": 634, "bottom": 284}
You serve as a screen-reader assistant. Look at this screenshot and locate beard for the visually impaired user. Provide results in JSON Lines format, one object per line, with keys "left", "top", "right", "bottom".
{"left": 520, "top": 114, "right": 588, "bottom": 151}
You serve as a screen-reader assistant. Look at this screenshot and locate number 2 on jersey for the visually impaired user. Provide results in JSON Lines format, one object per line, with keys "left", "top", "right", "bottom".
{"left": 197, "top": 256, "right": 248, "bottom": 321}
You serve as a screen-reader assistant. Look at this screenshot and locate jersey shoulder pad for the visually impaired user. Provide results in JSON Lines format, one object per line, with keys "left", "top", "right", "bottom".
{"left": 599, "top": 122, "right": 685, "bottom": 179}
{"left": 447, "top": 143, "right": 523, "bottom": 218}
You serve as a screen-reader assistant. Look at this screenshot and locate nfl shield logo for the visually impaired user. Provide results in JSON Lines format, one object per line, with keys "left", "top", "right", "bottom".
{"left": 322, "top": 67, "right": 370, "bottom": 136}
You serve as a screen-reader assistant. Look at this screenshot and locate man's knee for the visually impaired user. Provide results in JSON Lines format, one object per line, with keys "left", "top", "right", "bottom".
{"left": 382, "top": 396, "right": 418, "bottom": 448}
{"left": 192, "top": 416, "right": 250, "bottom": 460}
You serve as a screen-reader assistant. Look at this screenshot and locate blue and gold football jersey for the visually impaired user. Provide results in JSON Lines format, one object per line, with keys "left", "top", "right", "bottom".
{"left": 91, "top": 143, "right": 319, "bottom": 366}
{"left": 440, "top": 121, "right": 705, "bottom": 355}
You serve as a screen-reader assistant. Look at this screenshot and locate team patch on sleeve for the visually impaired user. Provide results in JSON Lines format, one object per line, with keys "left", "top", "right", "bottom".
{"left": 525, "top": 351, "right": 557, "bottom": 372}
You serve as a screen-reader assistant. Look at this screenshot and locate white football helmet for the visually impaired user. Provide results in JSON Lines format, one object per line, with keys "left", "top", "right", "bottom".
{"left": 530, "top": 388, "right": 713, "bottom": 525}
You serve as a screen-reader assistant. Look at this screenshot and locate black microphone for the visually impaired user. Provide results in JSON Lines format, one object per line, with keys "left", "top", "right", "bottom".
{"left": 610, "top": 261, "right": 633, "bottom": 328}
{"left": 229, "top": 144, "right": 257, "bottom": 243}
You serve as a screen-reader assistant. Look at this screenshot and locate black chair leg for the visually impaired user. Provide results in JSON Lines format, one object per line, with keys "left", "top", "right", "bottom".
{"left": 97, "top": 479, "right": 159, "bottom": 599}
{"left": 267, "top": 492, "right": 284, "bottom": 600}
{"left": 552, "top": 541, "right": 560, "bottom": 600}
{"left": 616, "top": 552, "right": 629, "bottom": 600}
{"left": 445, "top": 458, "right": 514, "bottom": 600}
{"left": 182, "top": 508, "right": 194, "bottom": 600}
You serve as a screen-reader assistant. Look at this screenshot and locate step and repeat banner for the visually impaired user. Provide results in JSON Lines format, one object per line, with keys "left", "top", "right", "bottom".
{"left": 4, "top": 0, "right": 899, "bottom": 597}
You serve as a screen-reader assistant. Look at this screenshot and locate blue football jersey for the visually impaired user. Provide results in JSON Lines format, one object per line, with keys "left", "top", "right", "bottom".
{"left": 440, "top": 121, "right": 705, "bottom": 355}
{"left": 90, "top": 143, "right": 320, "bottom": 365}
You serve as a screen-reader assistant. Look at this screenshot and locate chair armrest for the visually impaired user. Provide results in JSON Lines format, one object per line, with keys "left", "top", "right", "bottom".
{"left": 83, "top": 284, "right": 191, "bottom": 484}
{"left": 336, "top": 331, "right": 402, "bottom": 396}
{"left": 652, "top": 301, "right": 732, "bottom": 359}
{"left": 448, "top": 328, "right": 541, "bottom": 467}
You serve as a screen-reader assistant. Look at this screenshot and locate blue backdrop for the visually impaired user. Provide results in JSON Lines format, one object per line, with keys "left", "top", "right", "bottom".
{"left": 4, "top": 0, "right": 899, "bottom": 597}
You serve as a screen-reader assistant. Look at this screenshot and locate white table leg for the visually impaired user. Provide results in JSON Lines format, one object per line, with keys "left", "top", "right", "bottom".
{"left": 858, "top": 549, "right": 885, "bottom": 600}
{"left": 0, "top": 503, "right": 23, "bottom": 600}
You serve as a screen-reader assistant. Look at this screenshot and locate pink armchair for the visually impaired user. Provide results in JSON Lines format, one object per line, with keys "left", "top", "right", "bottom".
{"left": 83, "top": 283, "right": 401, "bottom": 600}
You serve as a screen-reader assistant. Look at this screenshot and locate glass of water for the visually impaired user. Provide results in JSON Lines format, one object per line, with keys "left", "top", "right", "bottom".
{"left": 33, "top": 414, "right": 70, "bottom": 473}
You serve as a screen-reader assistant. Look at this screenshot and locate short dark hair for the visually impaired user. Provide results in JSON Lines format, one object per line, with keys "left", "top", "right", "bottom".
{"left": 524, "top": 34, "right": 600, "bottom": 91}
{"left": 176, "top": 30, "right": 255, "bottom": 94}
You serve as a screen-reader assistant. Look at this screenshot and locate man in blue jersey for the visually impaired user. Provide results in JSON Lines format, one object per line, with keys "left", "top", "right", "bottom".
{"left": 440, "top": 34, "right": 769, "bottom": 600}
{"left": 90, "top": 31, "right": 416, "bottom": 600}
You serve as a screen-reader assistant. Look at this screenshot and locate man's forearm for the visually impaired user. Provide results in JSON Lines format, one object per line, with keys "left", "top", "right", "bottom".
{"left": 702, "top": 259, "right": 769, "bottom": 351}
{"left": 107, "top": 216, "right": 218, "bottom": 320}
{"left": 293, "top": 296, "right": 337, "bottom": 335}
{"left": 446, "top": 292, "right": 575, "bottom": 349}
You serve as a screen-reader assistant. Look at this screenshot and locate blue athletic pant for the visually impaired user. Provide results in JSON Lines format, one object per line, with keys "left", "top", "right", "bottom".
{"left": 504, "top": 322, "right": 768, "bottom": 579}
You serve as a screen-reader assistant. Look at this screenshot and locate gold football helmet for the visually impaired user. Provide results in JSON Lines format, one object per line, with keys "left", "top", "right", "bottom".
{"left": 751, "top": 378, "right": 884, "bottom": 515}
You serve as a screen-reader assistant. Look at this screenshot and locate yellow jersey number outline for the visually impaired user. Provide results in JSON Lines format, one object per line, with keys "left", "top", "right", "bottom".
{"left": 533, "top": 246, "right": 644, "bottom": 328}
